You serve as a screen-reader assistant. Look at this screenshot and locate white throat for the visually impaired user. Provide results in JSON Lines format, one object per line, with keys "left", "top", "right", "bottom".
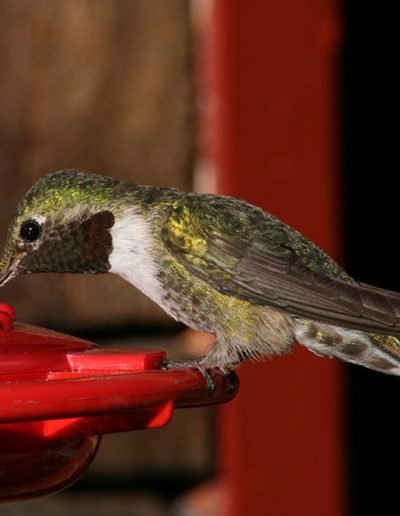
{"left": 109, "top": 210, "right": 163, "bottom": 305}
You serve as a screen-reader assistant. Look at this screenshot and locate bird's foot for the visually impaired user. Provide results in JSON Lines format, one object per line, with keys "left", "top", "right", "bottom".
{"left": 161, "top": 357, "right": 216, "bottom": 394}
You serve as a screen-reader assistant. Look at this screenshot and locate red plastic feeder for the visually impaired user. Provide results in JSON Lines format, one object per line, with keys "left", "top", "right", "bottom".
{"left": 0, "top": 302, "right": 238, "bottom": 502}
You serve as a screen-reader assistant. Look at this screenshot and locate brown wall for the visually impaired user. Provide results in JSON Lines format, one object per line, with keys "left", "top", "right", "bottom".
{"left": 0, "top": 0, "right": 195, "bottom": 331}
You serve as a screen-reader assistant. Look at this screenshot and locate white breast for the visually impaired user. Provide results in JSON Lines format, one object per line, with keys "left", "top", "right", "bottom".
{"left": 108, "top": 210, "right": 164, "bottom": 305}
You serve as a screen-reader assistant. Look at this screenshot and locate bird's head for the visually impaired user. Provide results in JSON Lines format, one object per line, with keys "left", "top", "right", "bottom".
{"left": 0, "top": 170, "right": 124, "bottom": 287}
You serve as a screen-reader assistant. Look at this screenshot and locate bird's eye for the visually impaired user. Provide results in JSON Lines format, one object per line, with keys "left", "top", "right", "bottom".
{"left": 19, "top": 220, "right": 42, "bottom": 242}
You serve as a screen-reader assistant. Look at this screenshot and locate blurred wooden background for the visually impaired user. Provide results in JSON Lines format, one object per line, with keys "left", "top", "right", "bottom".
{"left": 0, "top": 0, "right": 195, "bottom": 332}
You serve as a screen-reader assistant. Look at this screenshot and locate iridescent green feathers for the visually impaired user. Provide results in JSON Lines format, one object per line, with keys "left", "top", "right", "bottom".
{"left": 0, "top": 171, "right": 121, "bottom": 275}
{"left": 161, "top": 195, "right": 400, "bottom": 336}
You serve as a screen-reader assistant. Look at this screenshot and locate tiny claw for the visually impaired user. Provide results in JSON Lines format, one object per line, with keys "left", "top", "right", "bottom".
{"left": 161, "top": 358, "right": 216, "bottom": 394}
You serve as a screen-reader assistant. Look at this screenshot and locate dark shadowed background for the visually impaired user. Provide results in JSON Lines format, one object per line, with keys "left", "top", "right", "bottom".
{"left": 342, "top": 1, "right": 398, "bottom": 515}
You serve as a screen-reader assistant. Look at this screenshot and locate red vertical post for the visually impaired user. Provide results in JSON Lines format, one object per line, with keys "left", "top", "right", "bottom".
{"left": 209, "top": 2, "right": 346, "bottom": 515}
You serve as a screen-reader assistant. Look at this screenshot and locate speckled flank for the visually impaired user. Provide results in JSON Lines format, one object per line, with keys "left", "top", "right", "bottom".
{"left": 153, "top": 248, "right": 294, "bottom": 368}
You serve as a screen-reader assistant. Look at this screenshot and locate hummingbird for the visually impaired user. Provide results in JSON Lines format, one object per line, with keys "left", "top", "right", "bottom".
{"left": 1, "top": 169, "right": 400, "bottom": 382}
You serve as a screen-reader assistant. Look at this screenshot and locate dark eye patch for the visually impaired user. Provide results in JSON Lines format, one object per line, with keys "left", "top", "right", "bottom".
{"left": 17, "top": 210, "right": 115, "bottom": 275}
{"left": 19, "top": 219, "right": 42, "bottom": 242}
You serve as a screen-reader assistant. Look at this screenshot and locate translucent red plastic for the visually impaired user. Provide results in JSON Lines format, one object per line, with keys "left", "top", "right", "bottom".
{"left": 0, "top": 302, "right": 238, "bottom": 502}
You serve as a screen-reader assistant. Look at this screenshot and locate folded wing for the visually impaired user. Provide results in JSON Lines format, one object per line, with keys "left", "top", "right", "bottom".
{"left": 162, "top": 196, "right": 400, "bottom": 337}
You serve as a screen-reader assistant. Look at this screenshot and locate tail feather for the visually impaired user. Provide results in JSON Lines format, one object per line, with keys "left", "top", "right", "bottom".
{"left": 294, "top": 319, "right": 400, "bottom": 376}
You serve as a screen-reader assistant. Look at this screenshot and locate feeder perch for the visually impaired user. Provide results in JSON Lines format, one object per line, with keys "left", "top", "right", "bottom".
{"left": 0, "top": 302, "right": 238, "bottom": 502}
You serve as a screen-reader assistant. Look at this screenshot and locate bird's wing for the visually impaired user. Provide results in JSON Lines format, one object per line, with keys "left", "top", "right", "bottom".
{"left": 161, "top": 196, "right": 400, "bottom": 337}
